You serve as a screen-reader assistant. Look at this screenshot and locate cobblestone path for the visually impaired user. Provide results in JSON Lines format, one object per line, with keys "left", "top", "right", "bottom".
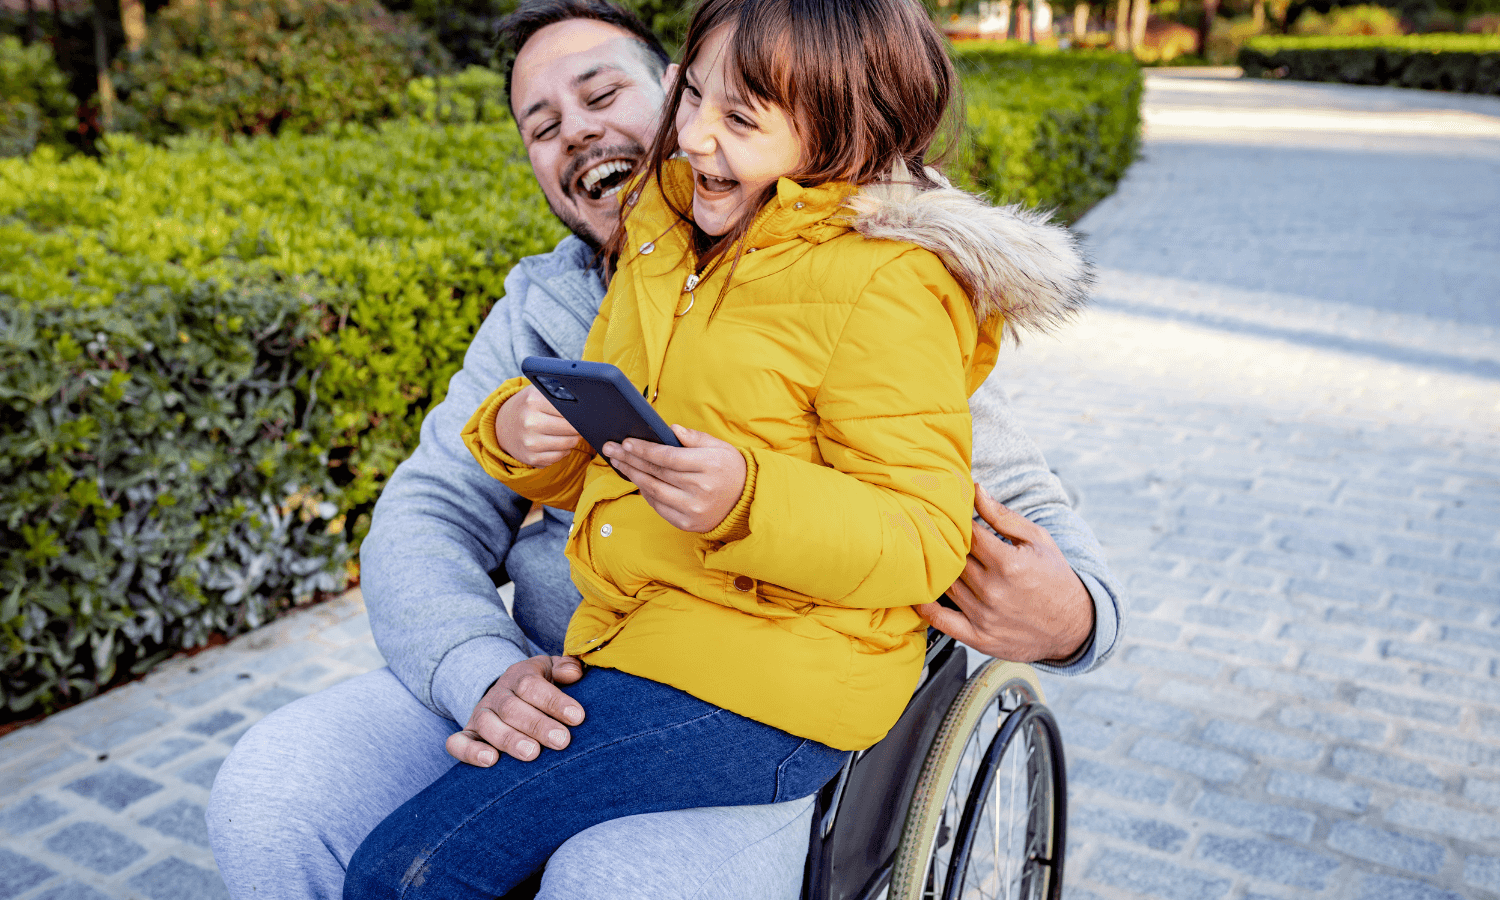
{"left": 1024, "top": 70, "right": 1500, "bottom": 900}
{"left": 1, "top": 70, "right": 1496, "bottom": 900}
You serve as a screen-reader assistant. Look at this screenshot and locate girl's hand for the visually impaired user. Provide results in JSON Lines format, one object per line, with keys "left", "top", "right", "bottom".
{"left": 603, "top": 425, "right": 746, "bottom": 533}
{"left": 496, "top": 385, "right": 581, "bottom": 467}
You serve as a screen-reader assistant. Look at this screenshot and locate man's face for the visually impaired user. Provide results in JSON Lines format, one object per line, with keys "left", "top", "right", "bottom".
{"left": 511, "top": 20, "right": 674, "bottom": 249}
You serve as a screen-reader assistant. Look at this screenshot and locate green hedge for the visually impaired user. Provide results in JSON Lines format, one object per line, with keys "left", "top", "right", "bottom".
{"left": 0, "top": 36, "right": 77, "bottom": 158}
{"left": 1240, "top": 34, "right": 1500, "bottom": 93}
{"left": 116, "top": 0, "right": 448, "bottom": 142}
{"left": 1, "top": 58, "right": 1142, "bottom": 718}
{"left": 953, "top": 44, "right": 1143, "bottom": 224}
{"left": 2, "top": 96, "right": 566, "bottom": 716}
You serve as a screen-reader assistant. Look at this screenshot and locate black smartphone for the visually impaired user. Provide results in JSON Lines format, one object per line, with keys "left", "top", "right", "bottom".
{"left": 520, "top": 357, "right": 682, "bottom": 459}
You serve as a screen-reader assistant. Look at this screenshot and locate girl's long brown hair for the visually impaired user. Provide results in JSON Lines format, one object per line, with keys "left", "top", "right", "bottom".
{"left": 604, "top": 0, "right": 960, "bottom": 298}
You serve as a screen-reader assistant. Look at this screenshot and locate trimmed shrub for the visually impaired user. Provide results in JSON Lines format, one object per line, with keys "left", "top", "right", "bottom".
{"left": 1137, "top": 20, "right": 1203, "bottom": 62}
{"left": 1291, "top": 4, "right": 1406, "bottom": 35}
{"left": 389, "top": 0, "right": 693, "bottom": 70}
{"left": 952, "top": 44, "right": 1143, "bottom": 223}
{"left": 115, "top": 0, "right": 449, "bottom": 141}
{"left": 1, "top": 54, "right": 1142, "bottom": 718}
{"left": 395, "top": 65, "right": 510, "bottom": 124}
{"left": 1, "top": 277, "right": 349, "bottom": 712}
{"left": 1239, "top": 33, "right": 1500, "bottom": 91}
{"left": 0, "top": 36, "right": 77, "bottom": 158}
{"left": 1, "top": 116, "right": 565, "bottom": 717}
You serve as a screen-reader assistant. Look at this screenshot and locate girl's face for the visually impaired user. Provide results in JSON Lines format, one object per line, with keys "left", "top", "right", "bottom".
{"left": 675, "top": 27, "right": 803, "bottom": 238}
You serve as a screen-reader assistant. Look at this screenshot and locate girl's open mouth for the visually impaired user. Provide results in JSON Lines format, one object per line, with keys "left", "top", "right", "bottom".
{"left": 697, "top": 171, "right": 739, "bottom": 194}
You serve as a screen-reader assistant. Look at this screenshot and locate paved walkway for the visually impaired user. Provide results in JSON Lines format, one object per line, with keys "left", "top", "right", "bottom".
{"left": 2, "top": 70, "right": 1498, "bottom": 900}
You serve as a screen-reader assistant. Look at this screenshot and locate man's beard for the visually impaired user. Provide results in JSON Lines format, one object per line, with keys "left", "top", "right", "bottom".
{"left": 552, "top": 142, "right": 647, "bottom": 251}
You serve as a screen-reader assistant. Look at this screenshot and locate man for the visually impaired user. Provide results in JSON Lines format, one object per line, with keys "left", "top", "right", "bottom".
{"left": 206, "top": 3, "right": 1123, "bottom": 898}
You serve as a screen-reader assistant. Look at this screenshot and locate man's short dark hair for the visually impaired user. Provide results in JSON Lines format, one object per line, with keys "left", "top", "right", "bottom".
{"left": 499, "top": 0, "right": 672, "bottom": 108}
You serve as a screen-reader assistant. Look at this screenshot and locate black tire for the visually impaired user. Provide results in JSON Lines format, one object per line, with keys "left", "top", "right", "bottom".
{"left": 886, "top": 661, "right": 1066, "bottom": 900}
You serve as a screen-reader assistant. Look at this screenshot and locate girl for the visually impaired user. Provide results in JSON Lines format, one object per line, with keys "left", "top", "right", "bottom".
{"left": 345, "top": 0, "right": 1087, "bottom": 895}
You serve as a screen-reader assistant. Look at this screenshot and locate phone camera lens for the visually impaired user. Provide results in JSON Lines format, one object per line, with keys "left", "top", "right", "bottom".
{"left": 538, "top": 377, "right": 575, "bottom": 401}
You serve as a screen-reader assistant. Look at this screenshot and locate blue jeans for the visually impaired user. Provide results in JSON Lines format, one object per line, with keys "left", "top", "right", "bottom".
{"left": 343, "top": 667, "right": 850, "bottom": 899}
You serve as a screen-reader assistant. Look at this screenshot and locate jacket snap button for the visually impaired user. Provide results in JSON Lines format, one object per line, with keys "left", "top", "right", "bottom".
{"left": 733, "top": 575, "right": 754, "bottom": 592}
{"left": 793, "top": 202, "right": 804, "bottom": 210}
{"left": 600, "top": 524, "right": 613, "bottom": 537}
{"left": 640, "top": 241, "right": 655, "bottom": 254}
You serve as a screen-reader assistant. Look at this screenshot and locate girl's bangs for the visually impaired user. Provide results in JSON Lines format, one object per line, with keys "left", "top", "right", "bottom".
{"left": 721, "top": 6, "right": 797, "bottom": 115}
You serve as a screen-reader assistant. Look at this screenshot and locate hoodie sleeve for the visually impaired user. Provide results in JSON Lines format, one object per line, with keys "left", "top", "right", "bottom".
{"left": 968, "top": 376, "right": 1126, "bottom": 675}
{"left": 360, "top": 244, "right": 597, "bottom": 723}
{"left": 703, "top": 248, "right": 976, "bottom": 609}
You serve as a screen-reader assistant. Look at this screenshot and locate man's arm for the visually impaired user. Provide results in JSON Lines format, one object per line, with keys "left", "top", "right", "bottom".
{"left": 361, "top": 240, "right": 598, "bottom": 723}
{"left": 919, "top": 371, "right": 1125, "bottom": 674}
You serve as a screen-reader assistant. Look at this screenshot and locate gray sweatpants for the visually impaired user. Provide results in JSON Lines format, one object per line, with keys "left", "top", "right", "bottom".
{"left": 206, "top": 667, "right": 814, "bottom": 900}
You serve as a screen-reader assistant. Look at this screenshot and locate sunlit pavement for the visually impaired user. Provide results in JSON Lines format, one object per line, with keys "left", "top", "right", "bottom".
{"left": 1019, "top": 69, "right": 1500, "bottom": 900}
{"left": 1, "top": 69, "right": 1497, "bottom": 900}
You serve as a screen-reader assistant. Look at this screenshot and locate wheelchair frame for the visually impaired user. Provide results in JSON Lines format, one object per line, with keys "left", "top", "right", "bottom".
{"left": 802, "top": 632, "right": 1068, "bottom": 900}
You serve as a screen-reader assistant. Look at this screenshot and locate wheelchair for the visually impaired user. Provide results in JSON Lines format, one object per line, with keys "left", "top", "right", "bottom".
{"left": 802, "top": 630, "right": 1068, "bottom": 900}
{"left": 497, "top": 627, "right": 1068, "bottom": 900}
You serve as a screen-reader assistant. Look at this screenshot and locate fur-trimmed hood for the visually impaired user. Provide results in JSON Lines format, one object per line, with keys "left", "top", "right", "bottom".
{"left": 840, "top": 170, "right": 1092, "bottom": 337}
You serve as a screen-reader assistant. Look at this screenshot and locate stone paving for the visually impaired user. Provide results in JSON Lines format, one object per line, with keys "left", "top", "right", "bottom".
{"left": 2, "top": 70, "right": 1498, "bottom": 900}
{"left": 1021, "top": 71, "right": 1500, "bottom": 900}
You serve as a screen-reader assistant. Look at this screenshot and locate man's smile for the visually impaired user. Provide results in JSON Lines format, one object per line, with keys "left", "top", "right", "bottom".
{"left": 579, "top": 158, "right": 636, "bottom": 200}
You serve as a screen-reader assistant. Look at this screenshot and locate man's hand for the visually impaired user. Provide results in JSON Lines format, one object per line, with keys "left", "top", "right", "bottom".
{"left": 496, "top": 385, "right": 582, "bottom": 467}
{"left": 446, "top": 655, "right": 586, "bottom": 767}
{"left": 918, "top": 484, "right": 1094, "bottom": 663}
{"left": 602, "top": 425, "right": 747, "bottom": 533}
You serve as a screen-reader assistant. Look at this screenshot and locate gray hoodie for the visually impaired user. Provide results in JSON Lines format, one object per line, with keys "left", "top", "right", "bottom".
{"left": 361, "top": 235, "right": 1124, "bottom": 725}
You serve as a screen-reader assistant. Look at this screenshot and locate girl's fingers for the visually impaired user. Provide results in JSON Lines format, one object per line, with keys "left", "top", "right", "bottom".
{"left": 618, "top": 439, "right": 714, "bottom": 475}
{"left": 608, "top": 453, "right": 689, "bottom": 503}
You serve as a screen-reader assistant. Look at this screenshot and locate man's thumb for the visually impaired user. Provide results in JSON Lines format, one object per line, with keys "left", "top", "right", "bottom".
{"left": 974, "top": 483, "right": 1028, "bottom": 540}
{"left": 551, "top": 655, "right": 585, "bottom": 683}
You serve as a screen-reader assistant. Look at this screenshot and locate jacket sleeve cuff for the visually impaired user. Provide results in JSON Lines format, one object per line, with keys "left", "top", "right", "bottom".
{"left": 461, "top": 378, "right": 537, "bottom": 480}
{"left": 1031, "top": 570, "right": 1119, "bottom": 677}
{"left": 430, "top": 636, "right": 533, "bottom": 725}
{"left": 703, "top": 447, "right": 758, "bottom": 543}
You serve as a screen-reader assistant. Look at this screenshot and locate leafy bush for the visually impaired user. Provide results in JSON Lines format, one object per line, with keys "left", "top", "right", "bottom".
{"left": 390, "top": 0, "right": 693, "bottom": 71}
{"left": 0, "top": 36, "right": 77, "bottom": 158}
{"left": 952, "top": 44, "right": 1143, "bottom": 223}
{"left": 1467, "top": 12, "right": 1500, "bottom": 31}
{"left": 0, "top": 52, "right": 1142, "bottom": 718}
{"left": 1240, "top": 33, "right": 1500, "bottom": 91}
{"left": 1137, "top": 20, "right": 1202, "bottom": 62}
{"left": 1, "top": 277, "right": 349, "bottom": 713}
{"left": 395, "top": 65, "right": 509, "bottom": 124}
{"left": 1, "top": 116, "right": 566, "bottom": 717}
{"left": 1292, "top": 4, "right": 1405, "bottom": 35}
{"left": 116, "top": 0, "right": 449, "bottom": 141}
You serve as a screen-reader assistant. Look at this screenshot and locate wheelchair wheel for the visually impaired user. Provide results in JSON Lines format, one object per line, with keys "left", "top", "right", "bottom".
{"left": 886, "top": 660, "right": 1066, "bottom": 900}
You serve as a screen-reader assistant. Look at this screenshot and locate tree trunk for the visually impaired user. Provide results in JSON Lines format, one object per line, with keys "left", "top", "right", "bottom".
{"left": 120, "top": 0, "right": 147, "bottom": 53}
{"left": 1074, "top": 1, "right": 1089, "bottom": 36}
{"left": 91, "top": 0, "right": 115, "bottom": 130}
{"left": 24, "top": 0, "right": 40, "bottom": 44}
{"left": 48, "top": 0, "right": 69, "bottom": 72}
{"left": 1252, "top": 0, "right": 1265, "bottom": 30}
{"left": 1113, "top": 0, "right": 1131, "bottom": 49}
{"left": 1017, "top": 0, "right": 1032, "bottom": 42}
{"left": 1199, "top": 0, "right": 1219, "bottom": 56}
{"left": 1130, "top": 0, "right": 1149, "bottom": 53}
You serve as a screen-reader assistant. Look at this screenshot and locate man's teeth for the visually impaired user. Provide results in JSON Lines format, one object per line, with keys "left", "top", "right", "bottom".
{"left": 580, "top": 160, "right": 632, "bottom": 197}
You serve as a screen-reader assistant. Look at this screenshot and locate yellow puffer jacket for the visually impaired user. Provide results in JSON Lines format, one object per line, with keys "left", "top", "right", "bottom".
{"left": 465, "top": 158, "right": 1089, "bottom": 750}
